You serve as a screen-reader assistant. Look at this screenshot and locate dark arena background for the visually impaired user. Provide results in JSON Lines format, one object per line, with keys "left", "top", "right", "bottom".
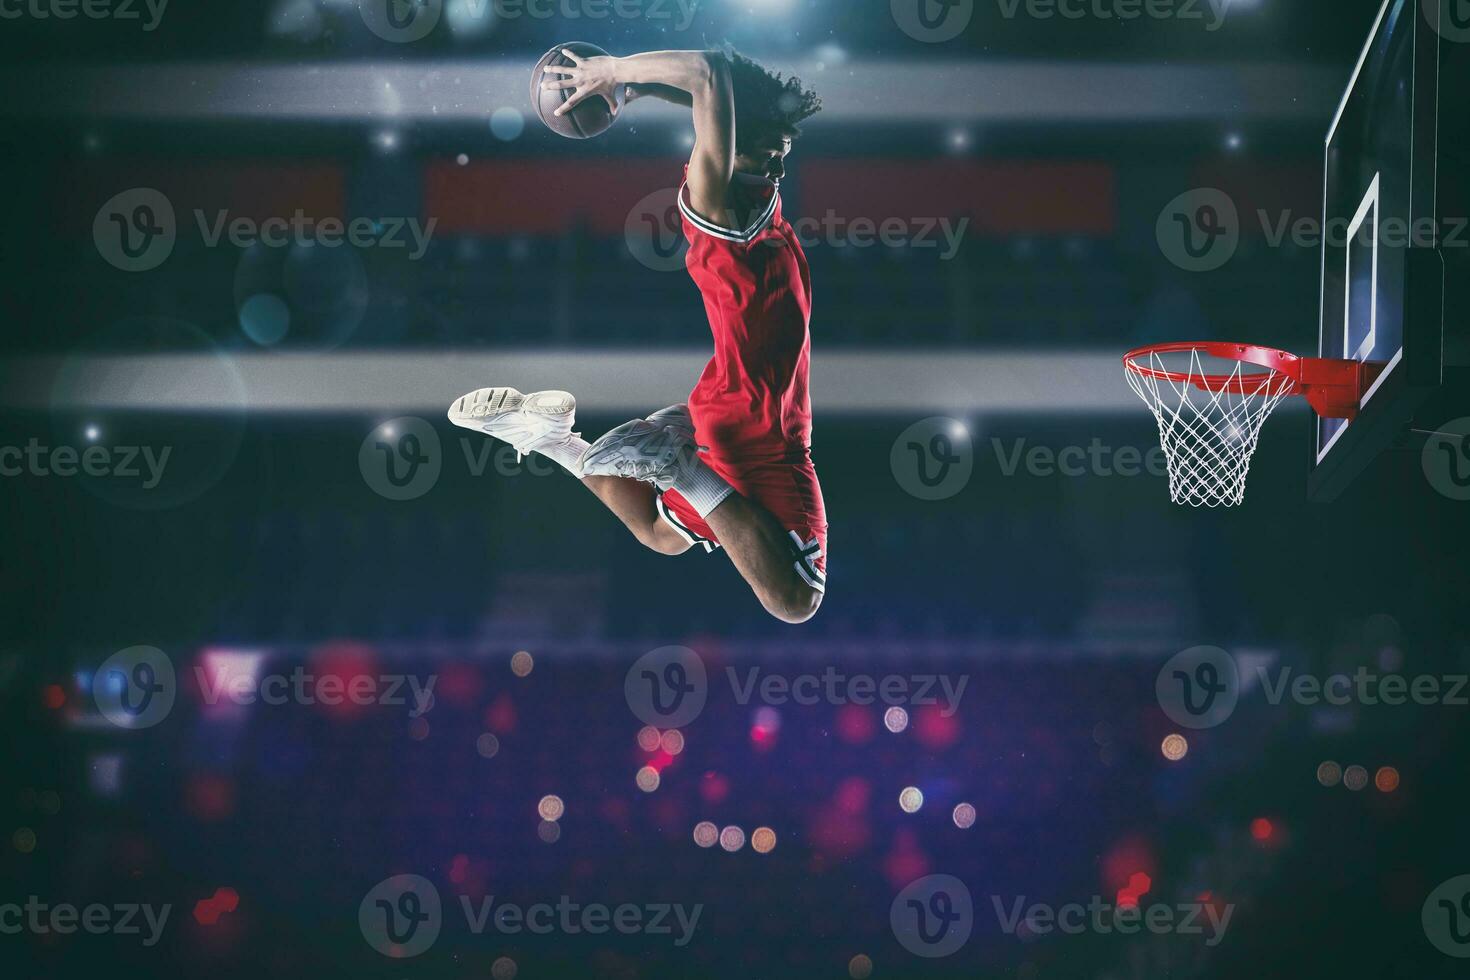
{"left": 3, "top": 1, "right": 1470, "bottom": 978}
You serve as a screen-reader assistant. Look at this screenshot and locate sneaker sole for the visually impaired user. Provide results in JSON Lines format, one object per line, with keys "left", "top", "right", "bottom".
{"left": 448, "top": 388, "right": 575, "bottom": 428}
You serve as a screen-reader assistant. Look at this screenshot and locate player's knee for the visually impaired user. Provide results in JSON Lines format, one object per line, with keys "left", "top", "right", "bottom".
{"left": 766, "top": 584, "right": 822, "bottom": 625}
{"left": 641, "top": 523, "right": 693, "bottom": 556}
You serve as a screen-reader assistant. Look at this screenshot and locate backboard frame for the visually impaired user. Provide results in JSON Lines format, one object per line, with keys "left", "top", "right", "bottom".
{"left": 1308, "top": 0, "right": 1459, "bottom": 501}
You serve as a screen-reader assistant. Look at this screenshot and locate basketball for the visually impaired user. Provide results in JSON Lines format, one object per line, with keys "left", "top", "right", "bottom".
{"left": 530, "top": 42, "right": 625, "bottom": 140}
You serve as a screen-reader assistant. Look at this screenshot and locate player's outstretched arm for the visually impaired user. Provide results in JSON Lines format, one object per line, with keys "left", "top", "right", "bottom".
{"left": 542, "top": 49, "right": 736, "bottom": 225}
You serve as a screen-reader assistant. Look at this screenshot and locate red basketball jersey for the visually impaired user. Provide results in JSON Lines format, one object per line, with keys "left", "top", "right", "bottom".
{"left": 677, "top": 168, "right": 814, "bottom": 462}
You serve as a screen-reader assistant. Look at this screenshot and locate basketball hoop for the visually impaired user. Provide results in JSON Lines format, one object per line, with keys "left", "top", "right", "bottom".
{"left": 1123, "top": 342, "right": 1367, "bottom": 507}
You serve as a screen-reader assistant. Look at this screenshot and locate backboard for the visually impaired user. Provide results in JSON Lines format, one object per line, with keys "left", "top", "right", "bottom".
{"left": 1309, "top": 0, "right": 1470, "bottom": 501}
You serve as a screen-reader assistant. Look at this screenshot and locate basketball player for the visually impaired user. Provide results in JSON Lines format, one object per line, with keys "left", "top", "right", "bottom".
{"left": 448, "top": 48, "right": 825, "bottom": 624}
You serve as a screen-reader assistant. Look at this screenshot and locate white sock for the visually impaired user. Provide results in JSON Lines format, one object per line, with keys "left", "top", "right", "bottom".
{"left": 537, "top": 435, "right": 591, "bottom": 477}
{"left": 670, "top": 454, "right": 735, "bottom": 518}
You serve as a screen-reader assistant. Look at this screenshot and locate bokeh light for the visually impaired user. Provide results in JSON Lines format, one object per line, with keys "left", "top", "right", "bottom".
{"left": 537, "top": 794, "right": 564, "bottom": 822}
{"left": 1374, "top": 766, "right": 1400, "bottom": 793}
{"left": 637, "top": 726, "right": 661, "bottom": 752}
{"left": 848, "top": 954, "right": 874, "bottom": 979}
{"left": 952, "top": 802, "right": 976, "bottom": 829}
{"left": 660, "top": 729, "right": 685, "bottom": 755}
{"left": 1343, "top": 765, "right": 1369, "bottom": 791}
{"left": 751, "top": 827, "right": 777, "bottom": 854}
{"left": 899, "top": 786, "right": 924, "bottom": 813}
{"left": 636, "top": 766, "right": 661, "bottom": 793}
{"left": 1161, "top": 733, "right": 1188, "bottom": 761}
{"left": 883, "top": 706, "right": 909, "bottom": 733}
{"left": 510, "top": 650, "right": 534, "bottom": 677}
{"left": 1316, "top": 760, "right": 1342, "bottom": 787}
{"left": 693, "top": 821, "right": 718, "bottom": 848}
{"left": 719, "top": 826, "right": 745, "bottom": 852}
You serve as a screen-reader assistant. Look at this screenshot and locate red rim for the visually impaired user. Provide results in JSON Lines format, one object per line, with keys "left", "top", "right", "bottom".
{"left": 1123, "top": 341, "right": 1303, "bottom": 395}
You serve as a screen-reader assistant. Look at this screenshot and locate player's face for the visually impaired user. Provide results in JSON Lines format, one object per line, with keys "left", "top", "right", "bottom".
{"left": 737, "top": 135, "right": 793, "bottom": 182}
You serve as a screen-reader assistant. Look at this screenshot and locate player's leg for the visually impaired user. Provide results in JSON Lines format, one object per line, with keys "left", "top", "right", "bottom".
{"left": 581, "top": 410, "right": 823, "bottom": 624}
{"left": 447, "top": 387, "right": 688, "bottom": 556}
{"left": 701, "top": 494, "right": 822, "bottom": 624}
{"left": 580, "top": 474, "right": 691, "bottom": 556}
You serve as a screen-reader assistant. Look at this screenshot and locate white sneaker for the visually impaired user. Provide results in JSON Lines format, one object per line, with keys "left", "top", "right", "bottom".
{"left": 447, "top": 387, "right": 578, "bottom": 462}
{"left": 580, "top": 413, "right": 699, "bottom": 491}
{"left": 645, "top": 404, "right": 697, "bottom": 443}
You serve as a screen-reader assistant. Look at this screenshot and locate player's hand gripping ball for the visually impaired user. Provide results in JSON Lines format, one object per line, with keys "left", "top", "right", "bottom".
{"left": 531, "top": 42, "right": 625, "bottom": 139}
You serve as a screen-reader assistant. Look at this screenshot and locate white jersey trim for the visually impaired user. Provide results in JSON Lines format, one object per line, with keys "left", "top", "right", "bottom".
{"left": 788, "top": 531, "right": 826, "bottom": 593}
{"left": 678, "top": 181, "right": 779, "bottom": 244}
{"left": 656, "top": 493, "right": 718, "bottom": 554}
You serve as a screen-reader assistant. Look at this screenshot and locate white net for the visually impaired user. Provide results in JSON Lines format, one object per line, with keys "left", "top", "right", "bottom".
{"left": 1125, "top": 348, "right": 1295, "bottom": 507}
